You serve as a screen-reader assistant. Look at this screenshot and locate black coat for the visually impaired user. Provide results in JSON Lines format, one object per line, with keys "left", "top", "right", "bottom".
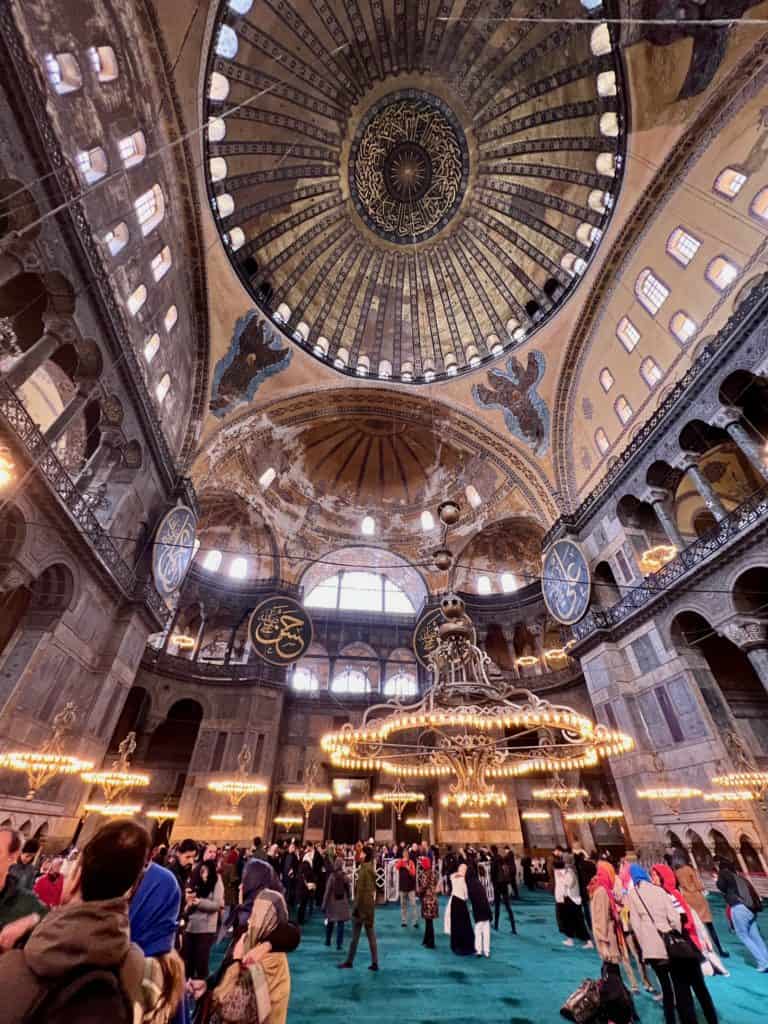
{"left": 467, "top": 875, "right": 492, "bottom": 922}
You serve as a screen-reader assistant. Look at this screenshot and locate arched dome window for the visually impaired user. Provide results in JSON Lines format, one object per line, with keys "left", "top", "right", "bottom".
{"left": 216, "top": 25, "right": 239, "bottom": 59}
{"left": 361, "top": 515, "right": 375, "bottom": 537}
{"left": 229, "top": 556, "right": 248, "bottom": 579}
{"left": 292, "top": 665, "right": 319, "bottom": 691}
{"left": 305, "top": 571, "right": 415, "bottom": 615}
{"left": 421, "top": 510, "right": 435, "bottom": 531}
{"left": 164, "top": 305, "right": 178, "bottom": 332}
{"left": 209, "top": 72, "right": 230, "bottom": 102}
{"left": 599, "top": 112, "right": 619, "bottom": 138}
{"left": 207, "top": 116, "right": 226, "bottom": 142}
{"left": 465, "top": 484, "right": 482, "bottom": 509}
{"left": 501, "top": 572, "right": 518, "bottom": 593}
{"left": 590, "top": 23, "right": 612, "bottom": 56}
{"left": 155, "top": 373, "right": 171, "bottom": 404}
{"left": 209, "top": 157, "right": 228, "bottom": 183}
{"left": 203, "top": 549, "right": 222, "bottom": 572}
{"left": 228, "top": 0, "right": 254, "bottom": 11}
{"left": 477, "top": 575, "right": 492, "bottom": 595}
{"left": 44, "top": 52, "right": 82, "bottom": 94}
{"left": 595, "top": 152, "right": 616, "bottom": 177}
{"left": 227, "top": 228, "right": 245, "bottom": 251}
{"left": 384, "top": 671, "right": 418, "bottom": 698}
{"left": 216, "top": 193, "right": 235, "bottom": 218}
{"left": 597, "top": 71, "right": 617, "bottom": 97}
{"left": 332, "top": 667, "right": 370, "bottom": 694}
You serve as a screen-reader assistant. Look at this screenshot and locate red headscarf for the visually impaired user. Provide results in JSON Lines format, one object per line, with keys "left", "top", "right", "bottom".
{"left": 653, "top": 862, "right": 701, "bottom": 950}
{"left": 588, "top": 860, "right": 619, "bottom": 916}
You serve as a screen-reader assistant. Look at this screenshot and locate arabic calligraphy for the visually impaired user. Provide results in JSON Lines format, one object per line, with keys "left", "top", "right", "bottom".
{"left": 413, "top": 608, "right": 444, "bottom": 668}
{"left": 541, "top": 539, "right": 591, "bottom": 626}
{"left": 249, "top": 597, "right": 313, "bottom": 666}
{"left": 152, "top": 506, "right": 197, "bottom": 599}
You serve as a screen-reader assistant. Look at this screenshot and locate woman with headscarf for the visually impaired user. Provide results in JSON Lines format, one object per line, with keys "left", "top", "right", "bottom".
{"left": 615, "top": 859, "right": 656, "bottom": 993}
{"left": 626, "top": 863, "right": 682, "bottom": 1024}
{"left": 554, "top": 853, "right": 593, "bottom": 947}
{"left": 184, "top": 845, "right": 225, "bottom": 981}
{"left": 671, "top": 849, "right": 727, "bottom": 959}
{"left": 444, "top": 863, "right": 474, "bottom": 956}
{"left": 322, "top": 857, "right": 351, "bottom": 951}
{"left": 418, "top": 855, "right": 439, "bottom": 949}
{"left": 129, "top": 861, "right": 186, "bottom": 1024}
{"left": 651, "top": 862, "right": 719, "bottom": 1024}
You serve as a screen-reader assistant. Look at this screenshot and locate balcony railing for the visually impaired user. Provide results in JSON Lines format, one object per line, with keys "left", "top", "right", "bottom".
{"left": 572, "top": 485, "right": 768, "bottom": 644}
{"left": 0, "top": 381, "right": 169, "bottom": 624}
{"left": 142, "top": 649, "right": 286, "bottom": 686}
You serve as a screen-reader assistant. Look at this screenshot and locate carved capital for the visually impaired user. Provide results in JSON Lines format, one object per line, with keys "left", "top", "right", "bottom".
{"left": 721, "top": 619, "right": 768, "bottom": 649}
{"left": 0, "top": 560, "right": 34, "bottom": 594}
{"left": 41, "top": 314, "right": 77, "bottom": 344}
{"left": 713, "top": 405, "right": 743, "bottom": 430}
{"left": 647, "top": 487, "right": 673, "bottom": 506}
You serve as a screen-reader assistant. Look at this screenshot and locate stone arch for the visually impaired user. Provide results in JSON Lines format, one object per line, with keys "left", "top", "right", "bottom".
{"left": 731, "top": 565, "right": 768, "bottom": 618}
{"left": 145, "top": 698, "right": 204, "bottom": 767}
{"left": 29, "top": 562, "right": 75, "bottom": 617}
{"left": 18, "top": 819, "right": 32, "bottom": 837}
{"left": 450, "top": 515, "right": 545, "bottom": 594}
{"left": 33, "top": 821, "right": 49, "bottom": 842}
{"left": 108, "top": 685, "right": 151, "bottom": 754}
{"left": 592, "top": 560, "right": 621, "bottom": 608}
{"left": 0, "top": 271, "right": 47, "bottom": 348}
{"left": 709, "top": 828, "right": 737, "bottom": 863}
{"left": 739, "top": 832, "right": 764, "bottom": 874}
{"left": 686, "top": 829, "right": 715, "bottom": 873}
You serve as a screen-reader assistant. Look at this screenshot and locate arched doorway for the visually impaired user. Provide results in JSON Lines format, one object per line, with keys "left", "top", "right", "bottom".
{"left": 687, "top": 830, "right": 715, "bottom": 874}
{"left": 146, "top": 700, "right": 203, "bottom": 767}
{"left": 710, "top": 829, "right": 737, "bottom": 864}
{"left": 740, "top": 835, "right": 765, "bottom": 875}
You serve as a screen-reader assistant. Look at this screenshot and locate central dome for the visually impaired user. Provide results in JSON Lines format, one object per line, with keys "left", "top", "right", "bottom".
{"left": 204, "top": 1, "right": 626, "bottom": 383}
{"left": 350, "top": 91, "right": 468, "bottom": 243}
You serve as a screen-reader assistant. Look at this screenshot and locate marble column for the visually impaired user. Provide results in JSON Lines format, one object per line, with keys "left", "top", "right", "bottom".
{"left": 718, "top": 408, "right": 768, "bottom": 484}
{"left": 75, "top": 431, "right": 120, "bottom": 487}
{"left": 682, "top": 457, "right": 727, "bottom": 522}
{"left": 648, "top": 488, "right": 685, "bottom": 549}
{"left": 43, "top": 383, "right": 94, "bottom": 445}
{"left": 746, "top": 647, "right": 768, "bottom": 697}
{"left": 3, "top": 331, "right": 62, "bottom": 390}
{"left": 192, "top": 613, "right": 207, "bottom": 662}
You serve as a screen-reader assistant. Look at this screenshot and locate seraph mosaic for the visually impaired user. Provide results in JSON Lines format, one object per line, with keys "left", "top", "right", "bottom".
{"left": 472, "top": 351, "right": 550, "bottom": 456}
{"left": 210, "top": 310, "right": 291, "bottom": 417}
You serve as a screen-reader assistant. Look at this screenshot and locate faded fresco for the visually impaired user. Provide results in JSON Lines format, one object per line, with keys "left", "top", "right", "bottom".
{"left": 472, "top": 351, "right": 550, "bottom": 456}
{"left": 210, "top": 310, "right": 291, "bottom": 417}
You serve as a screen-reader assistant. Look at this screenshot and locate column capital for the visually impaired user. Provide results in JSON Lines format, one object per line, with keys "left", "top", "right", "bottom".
{"left": 41, "top": 313, "right": 78, "bottom": 344}
{"left": 677, "top": 452, "right": 700, "bottom": 472}
{"left": 647, "top": 487, "right": 673, "bottom": 505}
{"left": 713, "top": 405, "right": 744, "bottom": 430}
{"left": 720, "top": 618, "right": 768, "bottom": 650}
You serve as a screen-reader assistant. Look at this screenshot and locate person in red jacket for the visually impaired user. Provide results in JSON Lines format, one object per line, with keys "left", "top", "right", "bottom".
{"left": 395, "top": 853, "right": 418, "bottom": 927}
{"left": 33, "top": 857, "right": 64, "bottom": 908}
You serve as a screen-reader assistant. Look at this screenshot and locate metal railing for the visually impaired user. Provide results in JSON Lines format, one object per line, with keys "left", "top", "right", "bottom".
{"left": 142, "top": 649, "right": 286, "bottom": 685}
{"left": 572, "top": 485, "right": 768, "bottom": 643}
{"left": 1, "top": 381, "right": 168, "bottom": 624}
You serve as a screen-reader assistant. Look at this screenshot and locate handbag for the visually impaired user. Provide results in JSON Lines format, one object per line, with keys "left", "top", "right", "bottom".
{"left": 635, "top": 887, "right": 700, "bottom": 962}
{"left": 212, "top": 962, "right": 259, "bottom": 1023}
{"left": 560, "top": 978, "right": 602, "bottom": 1023}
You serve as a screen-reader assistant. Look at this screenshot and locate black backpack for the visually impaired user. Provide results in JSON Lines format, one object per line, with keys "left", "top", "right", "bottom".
{"left": 25, "top": 966, "right": 134, "bottom": 1024}
{"left": 736, "top": 874, "right": 763, "bottom": 914}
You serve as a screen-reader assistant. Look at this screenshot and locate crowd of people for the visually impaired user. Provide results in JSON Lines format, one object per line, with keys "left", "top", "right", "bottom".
{"left": 0, "top": 826, "right": 765, "bottom": 1023}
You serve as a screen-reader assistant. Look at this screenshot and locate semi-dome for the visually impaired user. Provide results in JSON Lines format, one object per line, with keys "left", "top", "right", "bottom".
{"left": 203, "top": 0, "right": 626, "bottom": 383}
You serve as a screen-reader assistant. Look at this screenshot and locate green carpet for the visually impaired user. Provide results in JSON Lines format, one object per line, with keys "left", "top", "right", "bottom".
{"left": 285, "top": 892, "right": 766, "bottom": 1024}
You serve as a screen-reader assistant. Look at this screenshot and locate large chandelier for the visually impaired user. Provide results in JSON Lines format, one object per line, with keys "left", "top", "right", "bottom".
{"left": 373, "top": 777, "right": 426, "bottom": 819}
{"left": 0, "top": 703, "right": 93, "bottom": 799}
{"left": 207, "top": 745, "right": 268, "bottom": 806}
{"left": 81, "top": 731, "right": 150, "bottom": 802}
{"left": 636, "top": 752, "right": 702, "bottom": 812}
{"left": 283, "top": 760, "right": 332, "bottom": 820}
{"left": 321, "top": 595, "right": 633, "bottom": 805}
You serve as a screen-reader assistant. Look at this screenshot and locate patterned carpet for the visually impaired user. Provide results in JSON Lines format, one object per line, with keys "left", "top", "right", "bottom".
{"left": 285, "top": 891, "right": 766, "bottom": 1024}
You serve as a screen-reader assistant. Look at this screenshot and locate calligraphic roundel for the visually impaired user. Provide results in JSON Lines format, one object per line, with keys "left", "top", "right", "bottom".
{"left": 541, "top": 539, "right": 591, "bottom": 626}
{"left": 249, "top": 596, "right": 313, "bottom": 666}
{"left": 412, "top": 607, "right": 446, "bottom": 668}
{"left": 152, "top": 506, "right": 197, "bottom": 600}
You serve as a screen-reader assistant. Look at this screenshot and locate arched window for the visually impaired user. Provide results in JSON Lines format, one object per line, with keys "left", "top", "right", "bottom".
{"left": 596, "top": 71, "right": 617, "bottom": 97}
{"left": 595, "top": 428, "right": 610, "bottom": 455}
{"left": 379, "top": 359, "right": 393, "bottom": 379}
{"left": 305, "top": 572, "right": 415, "bottom": 615}
{"left": 86, "top": 46, "right": 118, "bottom": 82}
{"left": 339, "top": 572, "right": 383, "bottom": 612}
{"left": 331, "top": 667, "right": 369, "bottom": 694}
{"left": 616, "top": 317, "right": 640, "bottom": 352}
{"left": 126, "top": 284, "right": 147, "bottom": 315}
{"left": 207, "top": 116, "right": 226, "bottom": 143}
{"left": 273, "top": 303, "right": 291, "bottom": 324}
{"left": 614, "top": 395, "right": 633, "bottom": 425}
{"left": 227, "top": 227, "right": 246, "bottom": 251}
{"left": 209, "top": 72, "right": 230, "bottom": 102}
{"left": 751, "top": 187, "right": 768, "bottom": 222}
{"left": 384, "top": 578, "right": 414, "bottom": 613}
{"left": 334, "top": 347, "right": 350, "bottom": 369}
{"left": 577, "top": 223, "right": 601, "bottom": 246}
{"left": 134, "top": 185, "right": 165, "bottom": 236}
{"left": 229, "top": 0, "right": 254, "bottom": 13}
{"left": 421, "top": 510, "right": 434, "bottom": 531}
{"left": 361, "top": 515, "right": 375, "bottom": 537}
{"left": 229, "top": 556, "right": 248, "bottom": 579}
{"left": 590, "top": 23, "right": 611, "bottom": 56}
{"left": 151, "top": 246, "right": 172, "bottom": 282}
{"left": 203, "top": 549, "right": 222, "bottom": 572}
{"left": 588, "top": 189, "right": 608, "bottom": 213}
{"left": 356, "top": 354, "right": 370, "bottom": 375}
{"left": 143, "top": 333, "right": 160, "bottom": 363}
{"left": 292, "top": 666, "right": 319, "bottom": 691}
{"left": 44, "top": 52, "right": 82, "bottom": 94}
{"left": 156, "top": 373, "right": 171, "bottom": 404}
{"left": 635, "top": 269, "right": 669, "bottom": 316}
{"left": 118, "top": 131, "right": 146, "bottom": 169}
{"left": 640, "top": 356, "right": 663, "bottom": 389}
{"left": 666, "top": 228, "right": 701, "bottom": 267}
{"left": 258, "top": 467, "right": 276, "bottom": 489}
{"left": 670, "top": 311, "right": 697, "bottom": 345}
{"left": 216, "top": 193, "right": 235, "bottom": 218}
{"left": 102, "top": 221, "right": 129, "bottom": 256}
{"left": 164, "top": 305, "right": 178, "bottom": 332}
{"left": 384, "top": 671, "right": 418, "bottom": 697}
{"left": 216, "top": 25, "right": 239, "bottom": 59}
{"left": 76, "top": 147, "right": 108, "bottom": 184}
{"left": 465, "top": 484, "right": 482, "bottom": 509}
{"left": 210, "top": 158, "right": 228, "bottom": 183}
{"left": 599, "top": 368, "right": 614, "bottom": 392}
{"left": 305, "top": 574, "right": 340, "bottom": 609}
{"left": 501, "top": 572, "right": 518, "bottom": 593}
{"left": 595, "top": 152, "right": 616, "bottom": 177}
{"left": 477, "top": 575, "right": 492, "bottom": 595}
{"left": 706, "top": 256, "right": 739, "bottom": 291}
{"left": 714, "top": 168, "right": 747, "bottom": 199}
{"left": 600, "top": 112, "right": 619, "bottom": 138}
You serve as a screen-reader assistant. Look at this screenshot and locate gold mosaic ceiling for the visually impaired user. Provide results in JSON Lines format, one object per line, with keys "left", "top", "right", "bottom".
{"left": 204, "top": 0, "right": 626, "bottom": 383}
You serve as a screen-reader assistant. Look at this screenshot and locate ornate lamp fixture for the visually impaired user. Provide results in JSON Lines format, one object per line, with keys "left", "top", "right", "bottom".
{"left": 564, "top": 809, "right": 624, "bottom": 823}
{"left": 636, "top": 752, "right": 702, "bottom": 811}
{"left": 405, "top": 813, "right": 433, "bottom": 830}
{"left": 515, "top": 655, "right": 539, "bottom": 669}
{"left": 0, "top": 703, "right": 93, "bottom": 799}
{"left": 373, "top": 777, "right": 426, "bottom": 820}
{"left": 283, "top": 761, "right": 332, "bottom": 820}
{"left": 84, "top": 802, "right": 143, "bottom": 817}
{"left": 521, "top": 810, "right": 552, "bottom": 821}
{"left": 210, "top": 812, "right": 243, "bottom": 824}
{"left": 207, "top": 745, "right": 268, "bottom": 807}
{"left": 460, "top": 810, "right": 491, "bottom": 822}
{"left": 710, "top": 730, "right": 768, "bottom": 809}
{"left": 321, "top": 595, "right": 633, "bottom": 804}
{"left": 638, "top": 544, "right": 677, "bottom": 575}
{"left": 703, "top": 790, "right": 756, "bottom": 803}
{"left": 532, "top": 780, "right": 590, "bottom": 813}
{"left": 0, "top": 444, "right": 15, "bottom": 489}
{"left": 81, "top": 732, "right": 150, "bottom": 802}
{"left": 441, "top": 789, "right": 507, "bottom": 810}
{"left": 170, "top": 633, "right": 195, "bottom": 650}
{"left": 273, "top": 815, "right": 303, "bottom": 828}
{"left": 346, "top": 800, "right": 384, "bottom": 823}
{"left": 145, "top": 807, "right": 179, "bottom": 821}
{"left": 543, "top": 648, "right": 569, "bottom": 668}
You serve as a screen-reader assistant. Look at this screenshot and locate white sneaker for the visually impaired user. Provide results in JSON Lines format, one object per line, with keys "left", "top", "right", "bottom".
{"left": 563, "top": 939, "right": 574, "bottom": 947}
{"left": 583, "top": 941, "right": 594, "bottom": 949}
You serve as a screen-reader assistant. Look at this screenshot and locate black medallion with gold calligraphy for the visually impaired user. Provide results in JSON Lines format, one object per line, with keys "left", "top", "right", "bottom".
{"left": 249, "top": 596, "right": 313, "bottom": 666}
{"left": 349, "top": 90, "right": 469, "bottom": 245}
{"left": 412, "top": 607, "right": 445, "bottom": 668}
{"left": 152, "top": 506, "right": 197, "bottom": 600}
{"left": 541, "top": 539, "right": 591, "bottom": 626}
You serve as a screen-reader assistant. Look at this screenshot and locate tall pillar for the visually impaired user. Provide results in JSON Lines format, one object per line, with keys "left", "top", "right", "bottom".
{"left": 3, "top": 332, "right": 62, "bottom": 390}
{"left": 745, "top": 647, "right": 768, "bottom": 698}
{"left": 724, "top": 621, "right": 768, "bottom": 698}
{"left": 716, "top": 407, "right": 768, "bottom": 484}
{"left": 681, "top": 456, "right": 727, "bottom": 522}
{"left": 43, "top": 383, "right": 95, "bottom": 445}
{"left": 192, "top": 612, "right": 206, "bottom": 662}
{"left": 648, "top": 488, "right": 685, "bottom": 549}
{"left": 75, "top": 431, "right": 120, "bottom": 487}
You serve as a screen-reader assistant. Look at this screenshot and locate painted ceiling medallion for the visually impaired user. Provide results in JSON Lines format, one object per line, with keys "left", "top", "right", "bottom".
{"left": 349, "top": 92, "right": 468, "bottom": 244}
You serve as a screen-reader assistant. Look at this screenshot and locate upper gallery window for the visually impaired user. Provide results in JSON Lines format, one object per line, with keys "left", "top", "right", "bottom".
{"left": 751, "top": 187, "right": 768, "bottom": 222}
{"left": 102, "top": 221, "right": 129, "bottom": 256}
{"left": 305, "top": 572, "right": 415, "bottom": 615}
{"left": 164, "top": 305, "right": 178, "bottom": 332}
{"left": 615, "top": 395, "right": 633, "bottom": 425}
{"left": 706, "top": 256, "right": 740, "bottom": 291}
{"left": 666, "top": 228, "right": 701, "bottom": 267}
{"left": 155, "top": 373, "right": 171, "bottom": 404}
{"left": 118, "top": 131, "right": 147, "bottom": 169}
{"left": 670, "top": 311, "right": 698, "bottom": 345}
{"left": 595, "top": 428, "right": 610, "bottom": 455}
{"left": 384, "top": 671, "right": 418, "bottom": 698}
{"left": 331, "top": 668, "right": 369, "bottom": 694}
{"left": 151, "top": 246, "right": 172, "bottom": 282}
{"left": 86, "top": 45, "right": 119, "bottom": 82}
{"left": 134, "top": 185, "right": 165, "bottom": 236}
{"left": 44, "top": 52, "right": 82, "bottom": 94}
{"left": 714, "top": 167, "right": 747, "bottom": 199}
{"left": 76, "top": 147, "right": 108, "bottom": 184}
{"left": 599, "top": 368, "right": 614, "bottom": 392}
{"left": 616, "top": 317, "right": 640, "bottom": 352}
{"left": 126, "top": 284, "right": 147, "bottom": 316}
{"left": 292, "top": 666, "right": 319, "bottom": 691}
{"left": 640, "top": 356, "right": 663, "bottom": 389}
{"left": 635, "top": 269, "right": 670, "bottom": 316}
